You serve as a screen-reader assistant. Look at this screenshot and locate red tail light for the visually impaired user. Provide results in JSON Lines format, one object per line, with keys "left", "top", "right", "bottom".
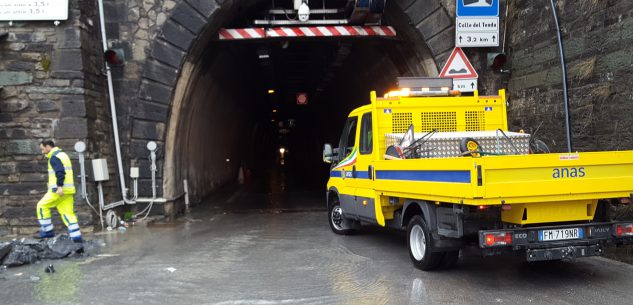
{"left": 616, "top": 224, "right": 633, "bottom": 237}
{"left": 484, "top": 232, "right": 513, "bottom": 247}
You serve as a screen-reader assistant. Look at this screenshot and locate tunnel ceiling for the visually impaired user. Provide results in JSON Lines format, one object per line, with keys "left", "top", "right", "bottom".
{"left": 215, "top": 38, "right": 404, "bottom": 112}
{"left": 198, "top": 0, "right": 420, "bottom": 117}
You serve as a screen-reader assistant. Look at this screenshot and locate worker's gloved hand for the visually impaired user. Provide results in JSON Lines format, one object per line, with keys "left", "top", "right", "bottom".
{"left": 56, "top": 188, "right": 63, "bottom": 196}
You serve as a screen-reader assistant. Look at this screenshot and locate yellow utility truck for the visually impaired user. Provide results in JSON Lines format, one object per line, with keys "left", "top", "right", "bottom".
{"left": 323, "top": 77, "right": 633, "bottom": 270}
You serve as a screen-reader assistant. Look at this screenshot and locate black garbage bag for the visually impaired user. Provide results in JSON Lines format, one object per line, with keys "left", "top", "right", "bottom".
{"left": 40, "top": 235, "right": 84, "bottom": 259}
{"left": 2, "top": 244, "right": 39, "bottom": 267}
{"left": 0, "top": 242, "right": 12, "bottom": 261}
{"left": 20, "top": 238, "right": 47, "bottom": 252}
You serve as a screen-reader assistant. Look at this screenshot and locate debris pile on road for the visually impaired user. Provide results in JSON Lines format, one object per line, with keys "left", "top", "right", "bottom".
{"left": 0, "top": 235, "right": 102, "bottom": 267}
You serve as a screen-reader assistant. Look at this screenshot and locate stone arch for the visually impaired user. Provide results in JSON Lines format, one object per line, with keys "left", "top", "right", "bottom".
{"left": 131, "top": 0, "right": 455, "bottom": 201}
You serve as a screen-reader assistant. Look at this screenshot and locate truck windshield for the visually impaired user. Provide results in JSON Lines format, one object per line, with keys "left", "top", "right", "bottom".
{"left": 338, "top": 117, "right": 358, "bottom": 159}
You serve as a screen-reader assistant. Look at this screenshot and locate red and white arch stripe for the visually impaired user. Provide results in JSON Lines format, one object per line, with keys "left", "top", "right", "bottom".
{"left": 219, "top": 26, "right": 396, "bottom": 40}
{"left": 218, "top": 28, "right": 267, "bottom": 40}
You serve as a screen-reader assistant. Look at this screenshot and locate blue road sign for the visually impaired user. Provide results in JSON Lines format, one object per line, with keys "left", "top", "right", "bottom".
{"left": 456, "top": 0, "right": 499, "bottom": 17}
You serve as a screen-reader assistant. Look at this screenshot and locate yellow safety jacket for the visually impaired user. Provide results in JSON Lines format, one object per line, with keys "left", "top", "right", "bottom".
{"left": 47, "top": 147, "right": 76, "bottom": 194}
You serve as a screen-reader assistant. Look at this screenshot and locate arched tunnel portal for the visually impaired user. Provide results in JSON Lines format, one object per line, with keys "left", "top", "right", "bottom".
{"left": 132, "top": 0, "right": 455, "bottom": 210}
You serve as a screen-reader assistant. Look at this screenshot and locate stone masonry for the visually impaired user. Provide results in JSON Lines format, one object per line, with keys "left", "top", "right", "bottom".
{"left": 2, "top": 0, "right": 633, "bottom": 235}
{"left": 505, "top": 0, "right": 633, "bottom": 152}
{"left": 0, "top": 0, "right": 116, "bottom": 236}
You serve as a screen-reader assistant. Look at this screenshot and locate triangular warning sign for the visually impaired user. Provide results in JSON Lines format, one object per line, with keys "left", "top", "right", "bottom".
{"left": 439, "top": 47, "right": 478, "bottom": 79}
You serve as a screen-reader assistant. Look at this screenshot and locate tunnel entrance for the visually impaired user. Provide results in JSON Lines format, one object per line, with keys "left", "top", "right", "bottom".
{"left": 159, "top": 1, "right": 442, "bottom": 211}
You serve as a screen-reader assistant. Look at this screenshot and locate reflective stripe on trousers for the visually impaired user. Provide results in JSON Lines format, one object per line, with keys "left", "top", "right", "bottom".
{"left": 38, "top": 218, "right": 54, "bottom": 232}
{"left": 64, "top": 215, "right": 81, "bottom": 238}
{"left": 69, "top": 229, "right": 82, "bottom": 238}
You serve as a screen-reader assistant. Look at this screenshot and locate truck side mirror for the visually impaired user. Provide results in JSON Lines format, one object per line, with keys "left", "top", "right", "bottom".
{"left": 323, "top": 143, "right": 334, "bottom": 163}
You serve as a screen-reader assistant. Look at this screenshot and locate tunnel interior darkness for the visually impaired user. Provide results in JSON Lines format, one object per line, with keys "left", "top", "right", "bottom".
{"left": 162, "top": 1, "right": 438, "bottom": 206}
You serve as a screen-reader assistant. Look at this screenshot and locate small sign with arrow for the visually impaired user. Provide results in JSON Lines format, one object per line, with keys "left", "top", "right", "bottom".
{"left": 439, "top": 48, "right": 478, "bottom": 92}
{"left": 456, "top": 31, "right": 499, "bottom": 47}
{"left": 453, "top": 79, "right": 478, "bottom": 92}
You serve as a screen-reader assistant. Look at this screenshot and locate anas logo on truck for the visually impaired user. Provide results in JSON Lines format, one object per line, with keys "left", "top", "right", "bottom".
{"left": 552, "top": 167, "right": 586, "bottom": 179}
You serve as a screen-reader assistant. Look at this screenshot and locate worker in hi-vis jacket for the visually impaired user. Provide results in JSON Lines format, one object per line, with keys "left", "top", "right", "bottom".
{"left": 36, "top": 140, "right": 83, "bottom": 243}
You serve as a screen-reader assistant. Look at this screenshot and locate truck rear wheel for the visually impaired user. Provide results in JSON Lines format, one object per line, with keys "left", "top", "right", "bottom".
{"left": 408, "top": 215, "right": 443, "bottom": 270}
{"left": 328, "top": 197, "right": 355, "bottom": 235}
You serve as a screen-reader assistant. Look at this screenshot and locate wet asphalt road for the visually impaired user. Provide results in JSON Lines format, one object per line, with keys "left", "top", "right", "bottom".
{"left": 2, "top": 171, "right": 633, "bottom": 304}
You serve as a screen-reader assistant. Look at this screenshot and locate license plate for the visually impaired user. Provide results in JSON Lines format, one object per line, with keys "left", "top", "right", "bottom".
{"left": 539, "top": 228, "right": 583, "bottom": 241}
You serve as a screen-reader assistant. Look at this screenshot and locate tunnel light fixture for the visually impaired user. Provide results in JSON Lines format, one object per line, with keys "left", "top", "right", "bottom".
{"left": 257, "top": 47, "right": 270, "bottom": 60}
{"left": 298, "top": 2, "right": 310, "bottom": 22}
{"left": 268, "top": 89, "right": 275, "bottom": 94}
{"left": 272, "top": 109, "right": 278, "bottom": 113}
{"left": 279, "top": 148, "right": 286, "bottom": 154}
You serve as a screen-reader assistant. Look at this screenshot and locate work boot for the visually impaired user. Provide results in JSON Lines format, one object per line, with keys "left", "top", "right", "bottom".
{"left": 71, "top": 237, "right": 85, "bottom": 255}
{"left": 33, "top": 230, "right": 55, "bottom": 239}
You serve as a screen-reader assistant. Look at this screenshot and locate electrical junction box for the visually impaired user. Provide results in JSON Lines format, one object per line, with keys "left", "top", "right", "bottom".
{"left": 91, "top": 159, "right": 110, "bottom": 182}
{"left": 130, "top": 167, "right": 139, "bottom": 178}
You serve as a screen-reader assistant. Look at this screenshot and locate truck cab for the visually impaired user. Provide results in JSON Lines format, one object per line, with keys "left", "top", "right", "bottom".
{"left": 323, "top": 77, "right": 633, "bottom": 270}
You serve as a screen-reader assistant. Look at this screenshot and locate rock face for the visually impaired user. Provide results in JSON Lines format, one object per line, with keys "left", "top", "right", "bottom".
{"left": 503, "top": 1, "right": 633, "bottom": 153}
{"left": 2, "top": 0, "right": 633, "bottom": 235}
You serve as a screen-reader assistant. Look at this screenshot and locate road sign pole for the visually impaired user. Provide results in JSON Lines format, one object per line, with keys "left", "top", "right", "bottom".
{"left": 550, "top": 0, "right": 572, "bottom": 153}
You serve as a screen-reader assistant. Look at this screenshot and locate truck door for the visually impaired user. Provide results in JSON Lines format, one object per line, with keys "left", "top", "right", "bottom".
{"left": 353, "top": 112, "right": 378, "bottom": 223}
{"left": 332, "top": 116, "right": 359, "bottom": 217}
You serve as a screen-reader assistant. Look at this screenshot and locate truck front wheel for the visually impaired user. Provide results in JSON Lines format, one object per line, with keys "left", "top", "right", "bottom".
{"left": 328, "top": 197, "right": 355, "bottom": 235}
{"left": 408, "top": 215, "right": 444, "bottom": 270}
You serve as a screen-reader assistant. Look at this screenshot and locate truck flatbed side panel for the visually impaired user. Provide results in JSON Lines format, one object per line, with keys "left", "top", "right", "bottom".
{"left": 369, "top": 151, "right": 633, "bottom": 206}
{"left": 371, "top": 158, "right": 477, "bottom": 203}
{"left": 481, "top": 151, "right": 633, "bottom": 201}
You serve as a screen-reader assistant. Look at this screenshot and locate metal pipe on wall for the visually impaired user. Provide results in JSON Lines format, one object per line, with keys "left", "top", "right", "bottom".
{"left": 97, "top": 0, "right": 134, "bottom": 204}
{"left": 549, "top": 0, "right": 573, "bottom": 153}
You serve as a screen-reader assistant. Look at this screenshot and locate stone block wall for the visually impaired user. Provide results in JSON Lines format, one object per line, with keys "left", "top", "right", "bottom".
{"left": 505, "top": 0, "right": 633, "bottom": 152}
{"left": 0, "top": 0, "right": 115, "bottom": 236}
{"left": 101, "top": 0, "right": 181, "bottom": 199}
